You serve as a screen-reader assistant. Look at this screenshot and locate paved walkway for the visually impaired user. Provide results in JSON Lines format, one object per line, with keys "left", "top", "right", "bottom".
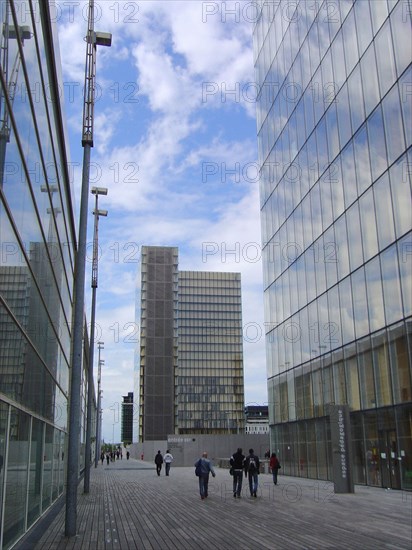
{"left": 15, "top": 458, "right": 411, "bottom": 549}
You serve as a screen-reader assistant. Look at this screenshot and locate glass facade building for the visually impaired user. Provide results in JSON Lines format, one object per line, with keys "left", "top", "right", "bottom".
{"left": 254, "top": 0, "right": 412, "bottom": 489}
{"left": 0, "top": 2, "right": 91, "bottom": 547}
{"left": 138, "top": 247, "right": 245, "bottom": 440}
{"left": 178, "top": 271, "right": 244, "bottom": 434}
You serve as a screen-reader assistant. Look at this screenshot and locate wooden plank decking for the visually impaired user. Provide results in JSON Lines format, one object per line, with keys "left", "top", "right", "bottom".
{"left": 14, "top": 458, "right": 412, "bottom": 549}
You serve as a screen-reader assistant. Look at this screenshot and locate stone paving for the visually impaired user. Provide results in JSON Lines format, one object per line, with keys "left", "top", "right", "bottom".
{"left": 15, "top": 457, "right": 412, "bottom": 549}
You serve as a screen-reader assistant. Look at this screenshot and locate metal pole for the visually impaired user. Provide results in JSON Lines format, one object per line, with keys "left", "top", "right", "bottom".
{"left": 65, "top": 142, "right": 91, "bottom": 536}
{"left": 84, "top": 192, "right": 99, "bottom": 493}
{"left": 95, "top": 344, "right": 103, "bottom": 467}
{"left": 65, "top": 0, "right": 95, "bottom": 536}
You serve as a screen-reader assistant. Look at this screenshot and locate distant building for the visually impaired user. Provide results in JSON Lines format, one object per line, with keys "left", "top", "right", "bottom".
{"left": 137, "top": 246, "right": 245, "bottom": 440}
{"left": 121, "top": 392, "right": 134, "bottom": 444}
{"left": 245, "top": 405, "right": 269, "bottom": 435}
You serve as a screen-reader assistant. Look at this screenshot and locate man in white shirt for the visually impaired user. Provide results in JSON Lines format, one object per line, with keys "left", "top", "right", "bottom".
{"left": 164, "top": 450, "right": 174, "bottom": 476}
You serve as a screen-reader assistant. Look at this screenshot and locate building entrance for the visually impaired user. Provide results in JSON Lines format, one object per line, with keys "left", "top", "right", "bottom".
{"left": 378, "top": 429, "right": 401, "bottom": 490}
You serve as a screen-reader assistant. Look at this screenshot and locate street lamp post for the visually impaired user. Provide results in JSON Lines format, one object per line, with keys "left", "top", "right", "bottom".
{"left": 94, "top": 344, "right": 104, "bottom": 468}
{"left": 84, "top": 188, "right": 107, "bottom": 492}
{"left": 65, "top": 0, "right": 111, "bottom": 537}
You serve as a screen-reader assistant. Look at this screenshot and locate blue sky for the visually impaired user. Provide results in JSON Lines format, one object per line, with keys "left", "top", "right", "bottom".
{"left": 56, "top": 1, "right": 267, "bottom": 443}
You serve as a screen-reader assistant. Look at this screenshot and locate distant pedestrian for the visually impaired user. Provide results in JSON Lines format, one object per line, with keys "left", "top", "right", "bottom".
{"left": 269, "top": 452, "right": 281, "bottom": 485}
{"left": 100, "top": 452, "right": 104, "bottom": 465}
{"left": 163, "top": 450, "right": 174, "bottom": 476}
{"left": 230, "top": 447, "right": 245, "bottom": 498}
{"left": 245, "top": 448, "right": 260, "bottom": 497}
{"left": 194, "top": 451, "right": 216, "bottom": 500}
{"left": 155, "top": 450, "right": 163, "bottom": 476}
{"left": 126, "top": 451, "right": 130, "bottom": 460}
{"left": 264, "top": 449, "right": 270, "bottom": 459}
{"left": 106, "top": 453, "right": 110, "bottom": 465}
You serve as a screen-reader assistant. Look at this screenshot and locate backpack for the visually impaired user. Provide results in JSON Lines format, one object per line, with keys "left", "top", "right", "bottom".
{"left": 248, "top": 456, "right": 257, "bottom": 473}
{"left": 195, "top": 460, "right": 203, "bottom": 477}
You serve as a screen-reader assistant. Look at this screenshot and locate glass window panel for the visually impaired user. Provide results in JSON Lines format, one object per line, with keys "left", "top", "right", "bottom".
{"left": 42, "top": 424, "right": 53, "bottom": 510}
{"left": 361, "top": 43, "right": 380, "bottom": 117}
{"left": 336, "top": 84, "right": 352, "bottom": 148}
{"left": 330, "top": 157, "right": 344, "bottom": 220}
{"left": 333, "top": 359, "right": 347, "bottom": 404}
{"left": 325, "top": 103, "right": 339, "bottom": 163}
{"left": 399, "top": 67, "right": 412, "bottom": 147}
{"left": 372, "top": 331, "right": 393, "bottom": 407}
{"left": 365, "top": 257, "right": 385, "bottom": 333}
{"left": 367, "top": 105, "right": 388, "bottom": 183}
{"left": 320, "top": 171, "right": 333, "bottom": 230}
{"left": 355, "top": 0, "right": 373, "bottom": 57}
{"left": 374, "top": 172, "right": 395, "bottom": 250}
{"left": 331, "top": 30, "right": 346, "bottom": 91}
{"left": 341, "top": 141, "right": 358, "bottom": 207}
{"left": 297, "top": 255, "right": 307, "bottom": 310}
{"left": 381, "top": 245, "right": 403, "bottom": 325}
{"left": 374, "top": 19, "right": 397, "bottom": 98}
{"left": 3, "top": 408, "right": 30, "bottom": 548}
{"left": 346, "top": 202, "right": 364, "bottom": 271}
{"left": 334, "top": 214, "right": 350, "bottom": 280}
{"left": 311, "top": 364, "right": 323, "bottom": 417}
{"left": 324, "top": 226, "right": 338, "bottom": 289}
{"left": 300, "top": 307, "right": 311, "bottom": 364}
{"left": 347, "top": 64, "right": 365, "bottom": 134}
{"left": 339, "top": 276, "right": 355, "bottom": 344}
{"left": 343, "top": 9, "right": 359, "bottom": 75}
{"left": 388, "top": 324, "right": 412, "bottom": 403}
{"left": 358, "top": 339, "right": 376, "bottom": 409}
{"left": 322, "top": 355, "right": 334, "bottom": 407}
{"left": 310, "top": 183, "right": 322, "bottom": 242}
{"left": 327, "top": 284, "right": 342, "bottom": 350}
{"left": 27, "top": 419, "right": 44, "bottom": 527}
{"left": 398, "top": 234, "right": 412, "bottom": 318}
{"left": 354, "top": 124, "right": 372, "bottom": 194}
{"left": 345, "top": 346, "right": 361, "bottom": 410}
{"left": 390, "top": 2, "right": 412, "bottom": 77}
{"left": 359, "top": 187, "right": 379, "bottom": 262}
{"left": 369, "top": 0, "right": 388, "bottom": 34}
{"left": 382, "top": 84, "right": 405, "bottom": 166}
{"left": 0, "top": 402, "right": 8, "bottom": 536}
{"left": 352, "top": 267, "right": 369, "bottom": 339}
{"left": 316, "top": 118, "right": 329, "bottom": 175}
{"left": 389, "top": 153, "right": 412, "bottom": 239}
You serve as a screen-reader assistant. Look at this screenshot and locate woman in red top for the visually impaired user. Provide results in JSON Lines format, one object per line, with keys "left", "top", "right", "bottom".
{"left": 269, "top": 452, "right": 281, "bottom": 485}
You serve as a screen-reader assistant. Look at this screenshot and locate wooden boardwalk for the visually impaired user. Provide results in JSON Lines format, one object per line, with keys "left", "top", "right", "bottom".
{"left": 15, "top": 458, "right": 412, "bottom": 549}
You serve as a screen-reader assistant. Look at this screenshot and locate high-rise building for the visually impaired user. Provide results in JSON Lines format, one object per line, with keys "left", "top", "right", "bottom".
{"left": 138, "top": 247, "right": 245, "bottom": 440}
{"left": 0, "top": 2, "right": 91, "bottom": 546}
{"left": 138, "top": 246, "right": 178, "bottom": 441}
{"left": 254, "top": 0, "right": 411, "bottom": 489}
{"left": 121, "top": 392, "right": 134, "bottom": 444}
{"left": 177, "top": 271, "right": 244, "bottom": 434}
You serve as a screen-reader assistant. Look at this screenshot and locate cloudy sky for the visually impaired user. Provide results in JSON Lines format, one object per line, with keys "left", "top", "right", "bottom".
{"left": 56, "top": 0, "right": 267, "bottom": 443}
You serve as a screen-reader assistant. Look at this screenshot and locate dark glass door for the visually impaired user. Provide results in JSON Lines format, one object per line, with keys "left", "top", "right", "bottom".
{"left": 378, "top": 429, "right": 401, "bottom": 489}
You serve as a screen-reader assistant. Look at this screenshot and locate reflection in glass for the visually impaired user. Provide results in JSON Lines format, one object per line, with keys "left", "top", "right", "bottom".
{"left": 373, "top": 332, "right": 392, "bottom": 407}
{"left": 381, "top": 245, "right": 403, "bottom": 325}
{"left": 358, "top": 339, "right": 376, "bottom": 409}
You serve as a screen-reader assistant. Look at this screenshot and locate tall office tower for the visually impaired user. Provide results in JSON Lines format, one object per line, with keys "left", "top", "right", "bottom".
{"left": 121, "top": 392, "right": 134, "bottom": 444}
{"left": 139, "top": 246, "right": 178, "bottom": 441}
{"left": 138, "top": 247, "right": 245, "bottom": 440}
{"left": 177, "top": 271, "right": 244, "bottom": 434}
{"left": 254, "top": 1, "right": 411, "bottom": 489}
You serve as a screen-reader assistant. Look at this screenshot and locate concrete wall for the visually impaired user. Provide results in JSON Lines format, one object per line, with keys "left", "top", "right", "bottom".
{"left": 130, "top": 433, "right": 269, "bottom": 468}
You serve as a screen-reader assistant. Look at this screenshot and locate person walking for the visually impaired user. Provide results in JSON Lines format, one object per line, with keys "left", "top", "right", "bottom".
{"left": 245, "top": 448, "right": 260, "bottom": 497}
{"left": 269, "top": 452, "right": 281, "bottom": 485}
{"left": 154, "top": 450, "right": 163, "bottom": 476}
{"left": 163, "top": 450, "right": 174, "bottom": 476}
{"left": 126, "top": 450, "right": 130, "bottom": 460}
{"left": 194, "top": 451, "right": 216, "bottom": 500}
{"left": 230, "top": 447, "right": 245, "bottom": 498}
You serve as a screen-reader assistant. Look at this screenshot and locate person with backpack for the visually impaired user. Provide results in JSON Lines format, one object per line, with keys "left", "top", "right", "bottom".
{"left": 245, "top": 448, "right": 260, "bottom": 497}
{"left": 230, "top": 447, "right": 245, "bottom": 498}
{"left": 154, "top": 450, "right": 163, "bottom": 476}
{"left": 163, "top": 449, "right": 174, "bottom": 476}
{"left": 194, "top": 451, "right": 216, "bottom": 499}
{"left": 269, "top": 452, "right": 281, "bottom": 485}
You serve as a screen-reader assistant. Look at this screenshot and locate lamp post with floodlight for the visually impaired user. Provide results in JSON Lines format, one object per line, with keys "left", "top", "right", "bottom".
{"left": 65, "top": 0, "right": 111, "bottom": 537}
{"left": 84, "top": 187, "right": 107, "bottom": 493}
